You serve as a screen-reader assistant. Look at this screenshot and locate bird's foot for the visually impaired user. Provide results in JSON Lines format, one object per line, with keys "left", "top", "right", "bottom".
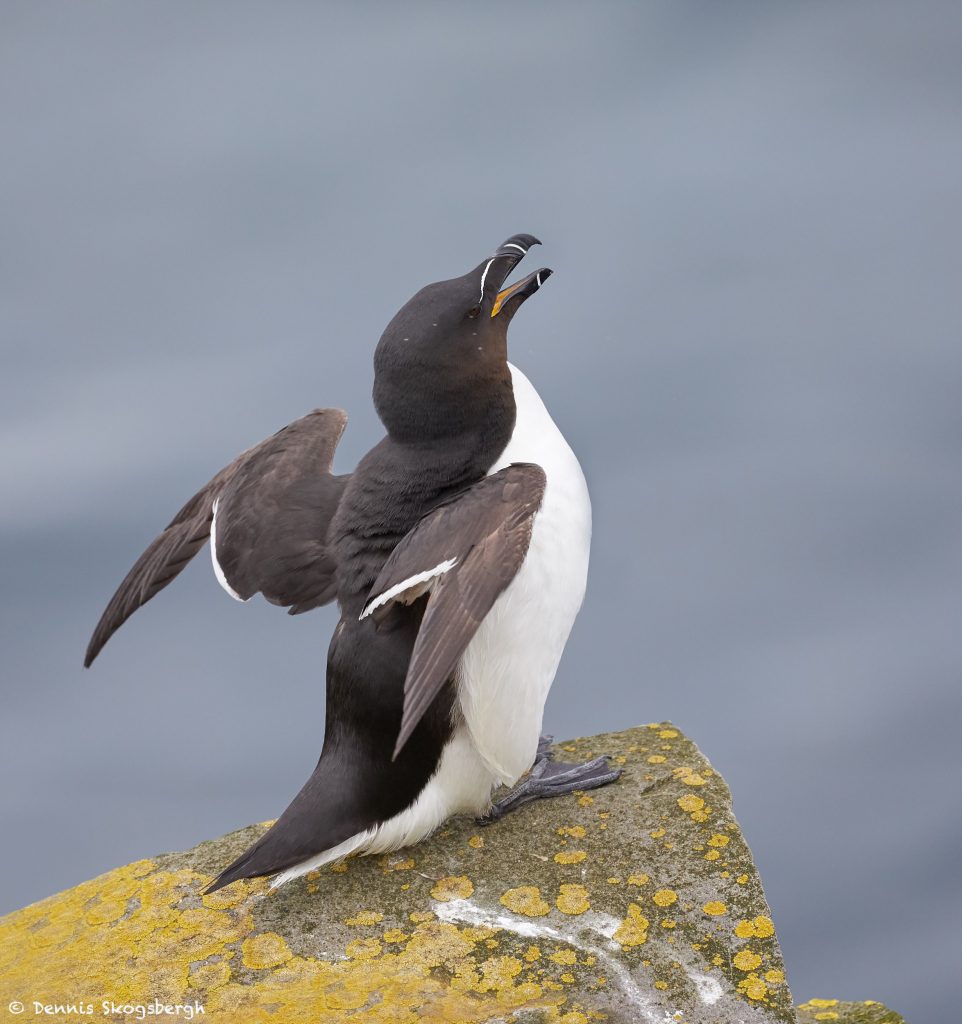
{"left": 477, "top": 734, "right": 622, "bottom": 825}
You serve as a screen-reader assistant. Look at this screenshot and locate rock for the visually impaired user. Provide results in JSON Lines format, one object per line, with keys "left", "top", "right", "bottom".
{"left": 0, "top": 724, "right": 901, "bottom": 1023}
{"left": 797, "top": 999, "right": 906, "bottom": 1023}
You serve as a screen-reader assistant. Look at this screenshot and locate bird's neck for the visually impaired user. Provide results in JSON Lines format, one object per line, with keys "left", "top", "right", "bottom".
{"left": 331, "top": 382, "right": 517, "bottom": 605}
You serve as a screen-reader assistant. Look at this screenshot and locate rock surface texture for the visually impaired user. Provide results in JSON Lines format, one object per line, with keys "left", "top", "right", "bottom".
{"left": 796, "top": 1000, "right": 905, "bottom": 1023}
{"left": 0, "top": 724, "right": 907, "bottom": 1023}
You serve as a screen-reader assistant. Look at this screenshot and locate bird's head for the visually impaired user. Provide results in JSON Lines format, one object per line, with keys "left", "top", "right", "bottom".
{"left": 373, "top": 234, "right": 551, "bottom": 441}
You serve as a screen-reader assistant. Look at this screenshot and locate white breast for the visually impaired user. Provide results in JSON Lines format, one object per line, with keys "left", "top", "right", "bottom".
{"left": 457, "top": 362, "right": 592, "bottom": 785}
{"left": 269, "top": 363, "right": 592, "bottom": 887}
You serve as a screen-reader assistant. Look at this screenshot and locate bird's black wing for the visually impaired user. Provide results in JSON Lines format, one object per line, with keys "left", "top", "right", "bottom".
{"left": 84, "top": 408, "right": 349, "bottom": 667}
{"left": 361, "top": 462, "right": 546, "bottom": 759}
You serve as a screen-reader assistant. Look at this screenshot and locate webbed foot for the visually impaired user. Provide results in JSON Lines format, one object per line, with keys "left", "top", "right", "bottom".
{"left": 477, "top": 734, "right": 622, "bottom": 824}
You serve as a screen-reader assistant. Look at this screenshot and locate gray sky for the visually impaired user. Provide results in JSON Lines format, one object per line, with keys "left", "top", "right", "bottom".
{"left": 2, "top": 3, "right": 960, "bottom": 1019}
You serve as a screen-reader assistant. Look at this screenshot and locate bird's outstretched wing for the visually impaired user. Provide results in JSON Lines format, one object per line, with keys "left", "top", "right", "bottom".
{"left": 361, "top": 462, "right": 546, "bottom": 759}
{"left": 84, "top": 408, "right": 349, "bottom": 668}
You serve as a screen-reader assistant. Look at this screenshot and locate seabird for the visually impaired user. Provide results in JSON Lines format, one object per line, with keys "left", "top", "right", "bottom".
{"left": 85, "top": 234, "right": 621, "bottom": 893}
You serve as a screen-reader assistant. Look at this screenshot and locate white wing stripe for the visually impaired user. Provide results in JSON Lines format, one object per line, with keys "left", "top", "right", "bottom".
{"left": 210, "top": 497, "right": 249, "bottom": 603}
{"left": 360, "top": 557, "right": 458, "bottom": 620}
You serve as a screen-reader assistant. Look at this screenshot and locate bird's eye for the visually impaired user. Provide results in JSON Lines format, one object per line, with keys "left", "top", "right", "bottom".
{"left": 466, "top": 305, "right": 481, "bottom": 319}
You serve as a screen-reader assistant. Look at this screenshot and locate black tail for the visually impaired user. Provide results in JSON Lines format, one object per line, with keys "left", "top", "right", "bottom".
{"left": 203, "top": 771, "right": 377, "bottom": 894}
{"left": 205, "top": 606, "right": 460, "bottom": 894}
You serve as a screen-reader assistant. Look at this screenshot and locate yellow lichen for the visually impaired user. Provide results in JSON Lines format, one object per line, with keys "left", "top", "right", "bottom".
{"left": 734, "top": 915, "right": 774, "bottom": 939}
{"left": 612, "top": 904, "right": 649, "bottom": 948}
{"left": 738, "top": 973, "right": 769, "bottom": 1000}
{"left": 431, "top": 876, "right": 474, "bottom": 902}
{"left": 654, "top": 980, "right": 668, "bottom": 990}
{"left": 707, "top": 833, "right": 730, "bottom": 847}
{"left": 627, "top": 873, "right": 650, "bottom": 887}
{"left": 0, "top": 856, "right": 584, "bottom": 1024}
{"left": 658, "top": 729, "right": 678, "bottom": 739}
{"left": 553, "top": 851, "right": 587, "bottom": 865}
{"left": 344, "top": 937, "right": 382, "bottom": 960}
{"left": 477, "top": 955, "right": 523, "bottom": 992}
{"left": 677, "top": 794, "right": 704, "bottom": 812}
{"left": 649, "top": 828, "right": 666, "bottom": 839}
{"left": 388, "top": 857, "right": 416, "bottom": 872}
{"left": 652, "top": 889, "right": 678, "bottom": 907}
{"left": 560, "top": 972, "right": 575, "bottom": 983}
{"left": 467, "top": 836, "right": 484, "bottom": 849}
{"left": 704, "top": 850, "right": 720, "bottom": 861}
{"left": 765, "top": 968, "right": 785, "bottom": 984}
{"left": 736, "top": 874, "right": 749, "bottom": 885}
{"left": 733, "top": 949, "right": 763, "bottom": 971}
{"left": 523, "top": 945, "right": 542, "bottom": 963}
{"left": 647, "top": 755, "right": 666, "bottom": 764}
{"left": 556, "top": 884, "right": 590, "bottom": 915}
{"left": 702, "top": 901, "right": 726, "bottom": 916}
{"left": 241, "top": 931, "right": 293, "bottom": 970}
{"left": 500, "top": 886, "right": 551, "bottom": 917}
{"left": 344, "top": 910, "right": 384, "bottom": 927}
{"left": 558, "top": 825, "right": 587, "bottom": 839}
{"left": 188, "top": 959, "right": 231, "bottom": 991}
{"left": 549, "top": 949, "right": 578, "bottom": 965}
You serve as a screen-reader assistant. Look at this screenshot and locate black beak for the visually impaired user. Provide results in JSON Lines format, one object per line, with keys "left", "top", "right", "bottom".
{"left": 480, "top": 233, "right": 552, "bottom": 316}
{"left": 493, "top": 233, "right": 542, "bottom": 259}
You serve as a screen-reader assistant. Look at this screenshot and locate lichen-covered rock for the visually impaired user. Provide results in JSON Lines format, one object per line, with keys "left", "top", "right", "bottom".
{"left": 797, "top": 998, "right": 906, "bottom": 1023}
{"left": 0, "top": 724, "right": 889, "bottom": 1023}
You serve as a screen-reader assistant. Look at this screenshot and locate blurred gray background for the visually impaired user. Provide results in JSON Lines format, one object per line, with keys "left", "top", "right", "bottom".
{"left": 2, "top": 2, "right": 959, "bottom": 1019}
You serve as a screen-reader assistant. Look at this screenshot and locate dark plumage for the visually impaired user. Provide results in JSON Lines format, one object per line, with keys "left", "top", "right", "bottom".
{"left": 83, "top": 409, "right": 348, "bottom": 668}
{"left": 86, "top": 234, "right": 564, "bottom": 893}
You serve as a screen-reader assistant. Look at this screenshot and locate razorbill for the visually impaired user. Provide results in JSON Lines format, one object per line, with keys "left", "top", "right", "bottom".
{"left": 85, "top": 234, "right": 620, "bottom": 893}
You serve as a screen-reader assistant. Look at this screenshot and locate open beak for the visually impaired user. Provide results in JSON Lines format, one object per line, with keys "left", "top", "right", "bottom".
{"left": 481, "top": 233, "right": 553, "bottom": 318}
{"left": 491, "top": 267, "right": 553, "bottom": 317}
